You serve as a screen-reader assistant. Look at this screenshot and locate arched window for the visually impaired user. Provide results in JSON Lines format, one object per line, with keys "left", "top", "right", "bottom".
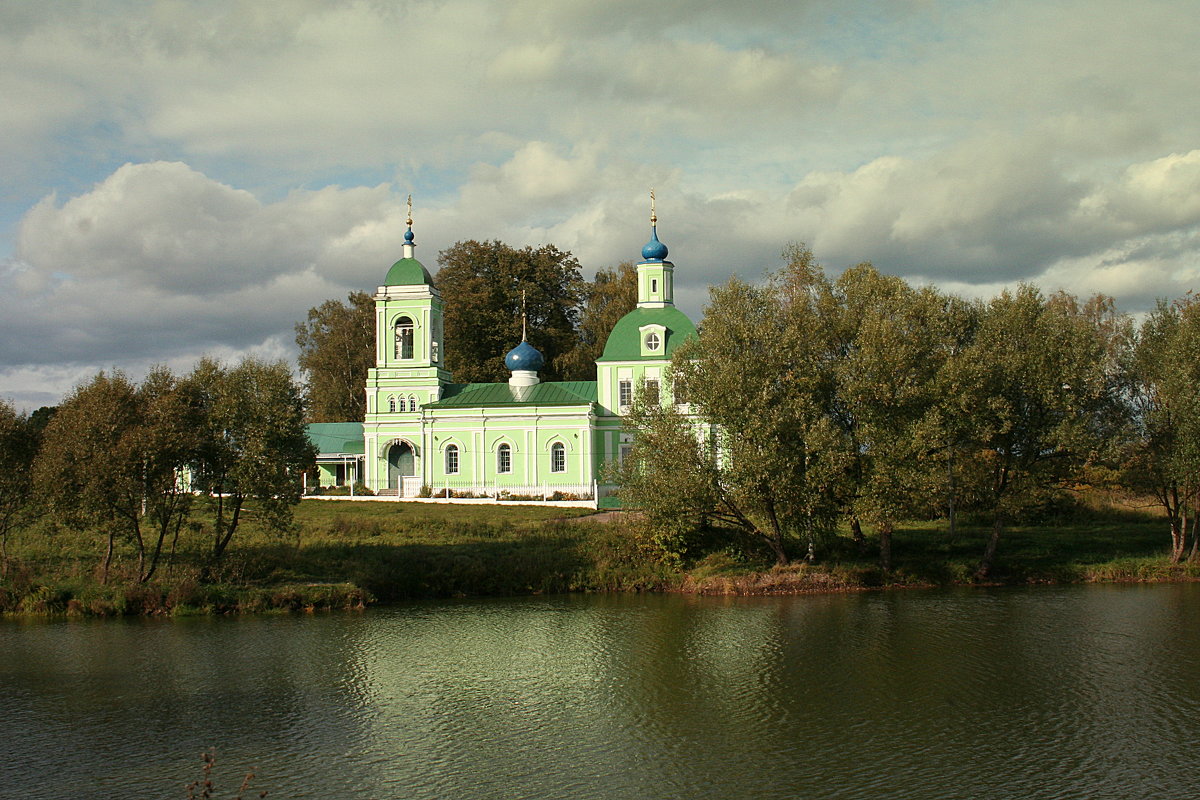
{"left": 408, "top": 395, "right": 418, "bottom": 412}
{"left": 550, "top": 442, "right": 566, "bottom": 473}
{"left": 394, "top": 316, "right": 414, "bottom": 359}
{"left": 387, "top": 396, "right": 396, "bottom": 413}
{"left": 445, "top": 444, "right": 459, "bottom": 475}
{"left": 497, "top": 443, "right": 512, "bottom": 474}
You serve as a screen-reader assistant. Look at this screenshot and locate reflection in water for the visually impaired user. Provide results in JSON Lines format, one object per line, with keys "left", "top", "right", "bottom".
{"left": 3, "top": 585, "right": 1199, "bottom": 799}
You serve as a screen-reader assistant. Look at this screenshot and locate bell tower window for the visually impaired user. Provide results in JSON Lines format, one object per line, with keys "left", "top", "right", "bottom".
{"left": 394, "top": 316, "right": 414, "bottom": 359}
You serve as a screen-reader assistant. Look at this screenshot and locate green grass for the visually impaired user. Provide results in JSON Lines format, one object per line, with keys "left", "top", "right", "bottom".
{"left": 1, "top": 494, "right": 1194, "bottom": 615}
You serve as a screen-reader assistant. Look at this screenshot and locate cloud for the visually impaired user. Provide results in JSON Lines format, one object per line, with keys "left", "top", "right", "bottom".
{"left": 1084, "top": 150, "right": 1200, "bottom": 236}
{"left": 779, "top": 138, "right": 1200, "bottom": 301}
{"left": 2, "top": 162, "right": 414, "bottom": 381}
{"left": 17, "top": 161, "right": 399, "bottom": 295}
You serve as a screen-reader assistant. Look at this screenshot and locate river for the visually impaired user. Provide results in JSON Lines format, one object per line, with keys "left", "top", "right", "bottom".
{"left": 3, "top": 584, "right": 1199, "bottom": 799}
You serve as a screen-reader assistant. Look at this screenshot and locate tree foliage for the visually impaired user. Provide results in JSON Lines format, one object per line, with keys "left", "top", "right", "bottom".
{"left": 183, "top": 357, "right": 316, "bottom": 566}
{"left": 34, "top": 371, "right": 156, "bottom": 582}
{"left": 296, "top": 290, "right": 375, "bottom": 422}
{"left": 625, "top": 246, "right": 851, "bottom": 565}
{"left": 558, "top": 261, "right": 638, "bottom": 380}
{"left": 1122, "top": 296, "right": 1200, "bottom": 561}
{"left": 30, "top": 359, "right": 314, "bottom": 581}
{"left": 832, "top": 264, "right": 969, "bottom": 569}
{"left": 620, "top": 244, "right": 1137, "bottom": 576}
{"left": 436, "top": 240, "right": 584, "bottom": 383}
{"left": 934, "top": 287, "right": 1118, "bottom": 577}
{"left": 0, "top": 399, "right": 37, "bottom": 572}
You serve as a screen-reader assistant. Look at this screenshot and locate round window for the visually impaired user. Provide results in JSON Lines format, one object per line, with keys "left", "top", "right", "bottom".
{"left": 645, "top": 332, "right": 661, "bottom": 351}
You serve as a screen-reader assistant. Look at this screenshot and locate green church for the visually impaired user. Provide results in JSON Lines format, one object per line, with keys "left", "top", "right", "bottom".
{"left": 307, "top": 207, "right": 697, "bottom": 503}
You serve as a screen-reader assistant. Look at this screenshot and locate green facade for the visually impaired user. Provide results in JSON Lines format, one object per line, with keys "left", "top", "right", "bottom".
{"left": 309, "top": 222, "right": 697, "bottom": 501}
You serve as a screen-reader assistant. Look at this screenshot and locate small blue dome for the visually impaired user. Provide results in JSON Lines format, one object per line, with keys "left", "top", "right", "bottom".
{"left": 641, "top": 227, "right": 668, "bottom": 261}
{"left": 504, "top": 340, "right": 544, "bottom": 372}
{"left": 404, "top": 227, "right": 415, "bottom": 243}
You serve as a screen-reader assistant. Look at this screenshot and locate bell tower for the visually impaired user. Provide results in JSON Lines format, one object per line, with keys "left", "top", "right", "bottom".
{"left": 362, "top": 199, "right": 451, "bottom": 490}
{"left": 636, "top": 189, "right": 675, "bottom": 309}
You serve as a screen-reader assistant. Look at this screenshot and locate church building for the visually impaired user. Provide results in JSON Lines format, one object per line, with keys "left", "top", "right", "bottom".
{"left": 307, "top": 204, "right": 697, "bottom": 502}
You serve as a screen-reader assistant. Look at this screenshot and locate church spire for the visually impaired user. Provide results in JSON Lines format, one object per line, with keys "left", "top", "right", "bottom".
{"left": 641, "top": 188, "right": 669, "bottom": 261}
{"left": 402, "top": 194, "right": 416, "bottom": 259}
{"left": 521, "top": 288, "right": 528, "bottom": 343}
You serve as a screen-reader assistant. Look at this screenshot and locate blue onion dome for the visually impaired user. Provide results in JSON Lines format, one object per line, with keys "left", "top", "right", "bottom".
{"left": 404, "top": 227, "right": 415, "bottom": 243}
{"left": 641, "top": 227, "right": 668, "bottom": 261}
{"left": 504, "top": 340, "right": 544, "bottom": 371}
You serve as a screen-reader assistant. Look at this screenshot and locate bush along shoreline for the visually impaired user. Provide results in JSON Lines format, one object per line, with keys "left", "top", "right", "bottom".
{"left": 1, "top": 497, "right": 1195, "bottom": 617}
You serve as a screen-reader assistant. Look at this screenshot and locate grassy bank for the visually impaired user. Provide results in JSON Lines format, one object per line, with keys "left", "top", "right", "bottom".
{"left": 1, "top": 496, "right": 1194, "bottom": 616}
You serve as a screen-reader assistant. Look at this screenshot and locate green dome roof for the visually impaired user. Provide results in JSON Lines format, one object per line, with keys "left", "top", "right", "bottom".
{"left": 597, "top": 306, "right": 697, "bottom": 362}
{"left": 384, "top": 256, "right": 434, "bottom": 286}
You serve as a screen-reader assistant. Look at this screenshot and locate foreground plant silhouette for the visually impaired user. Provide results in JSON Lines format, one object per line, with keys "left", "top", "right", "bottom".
{"left": 187, "top": 750, "right": 266, "bottom": 799}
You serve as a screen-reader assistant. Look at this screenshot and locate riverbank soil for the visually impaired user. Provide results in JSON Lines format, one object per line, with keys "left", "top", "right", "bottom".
{"left": 1, "top": 495, "right": 1195, "bottom": 615}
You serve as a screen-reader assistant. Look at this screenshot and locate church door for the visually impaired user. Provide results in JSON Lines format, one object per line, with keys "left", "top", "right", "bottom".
{"left": 386, "top": 442, "right": 416, "bottom": 489}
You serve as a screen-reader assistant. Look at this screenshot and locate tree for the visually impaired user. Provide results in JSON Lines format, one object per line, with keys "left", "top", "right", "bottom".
{"left": 1121, "top": 296, "right": 1200, "bottom": 561}
{"left": 33, "top": 369, "right": 199, "bottom": 583}
{"left": 936, "top": 287, "right": 1117, "bottom": 578}
{"left": 34, "top": 371, "right": 145, "bottom": 583}
{"left": 558, "top": 262, "right": 638, "bottom": 380}
{"left": 184, "top": 357, "right": 316, "bottom": 567}
{"left": 626, "top": 246, "right": 851, "bottom": 565}
{"left": 613, "top": 395, "right": 723, "bottom": 565}
{"left": 0, "top": 399, "right": 37, "bottom": 574}
{"left": 436, "top": 240, "right": 584, "bottom": 383}
{"left": 832, "top": 265, "right": 964, "bottom": 570}
{"left": 295, "top": 290, "right": 375, "bottom": 422}
{"left": 132, "top": 367, "right": 203, "bottom": 582}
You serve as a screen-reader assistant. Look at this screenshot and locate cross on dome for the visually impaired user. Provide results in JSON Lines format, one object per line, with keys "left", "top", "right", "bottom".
{"left": 404, "top": 194, "right": 415, "bottom": 244}
{"left": 641, "top": 188, "right": 669, "bottom": 261}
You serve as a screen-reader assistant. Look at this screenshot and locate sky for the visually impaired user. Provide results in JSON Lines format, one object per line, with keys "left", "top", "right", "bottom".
{"left": 2, "top": 0, "right": 1198, "bottom": 410}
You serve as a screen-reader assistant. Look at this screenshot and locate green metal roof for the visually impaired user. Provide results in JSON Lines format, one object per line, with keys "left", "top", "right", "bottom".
{"left": 597, "top": 306, "right": 697, "bottom": 362}
{"left": 427, "top": 381, "right": 597, "bottom": 408}
{"left": 306, "top": 422, "right": 365, "bottom": 455}
{"left": 384, "top": 256, "right": 435, "bottom": 286}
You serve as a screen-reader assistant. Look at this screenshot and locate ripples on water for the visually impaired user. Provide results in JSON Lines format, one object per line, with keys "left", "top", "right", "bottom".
{"left": 3, "top": 585, "right": 1200, "bottom": 799}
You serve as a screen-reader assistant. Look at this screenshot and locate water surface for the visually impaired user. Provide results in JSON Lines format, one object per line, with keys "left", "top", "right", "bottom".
{"left": 3, "top": 584, "right": 1199, "bottom": 799}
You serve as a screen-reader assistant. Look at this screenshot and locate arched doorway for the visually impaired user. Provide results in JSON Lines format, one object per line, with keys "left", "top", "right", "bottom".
{"left": 386, "top": 442, "right": 415, "bottom": 490}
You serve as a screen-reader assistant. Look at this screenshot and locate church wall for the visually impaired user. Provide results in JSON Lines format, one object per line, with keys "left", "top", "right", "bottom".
{"left": 422, "top": 407, "right": 595, "bottom": 492}
{"left": 596, "top": 361, "right": 675, "bottom": 415}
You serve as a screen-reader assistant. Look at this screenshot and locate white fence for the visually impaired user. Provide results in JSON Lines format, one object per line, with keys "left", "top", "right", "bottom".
{"left": 305, "top": 478, "right": 600, "bottom": 508}
{"left": 416, "top": 479, "right": 596, "bottom": 501}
